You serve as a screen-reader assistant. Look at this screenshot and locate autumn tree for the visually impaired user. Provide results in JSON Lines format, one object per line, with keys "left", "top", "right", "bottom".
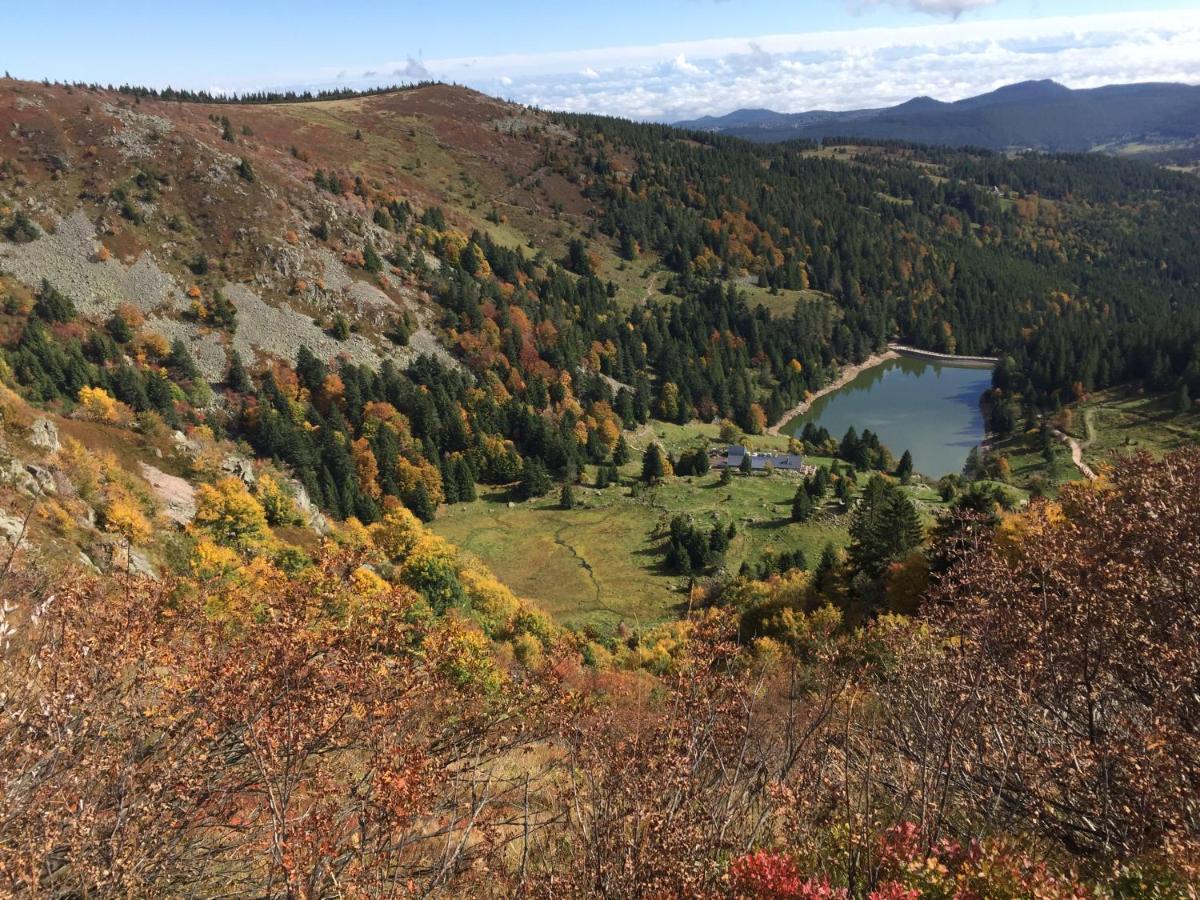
{"left": 192, "top": 476, "right": 272, "bottom": 552}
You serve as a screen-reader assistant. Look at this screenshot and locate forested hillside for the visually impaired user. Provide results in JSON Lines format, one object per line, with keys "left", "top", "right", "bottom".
{"left": 675, "top": 79, "right": 1200, "bottom": 162}
{"left": 0, "top": 76, "right": 1198, "bottom": 895}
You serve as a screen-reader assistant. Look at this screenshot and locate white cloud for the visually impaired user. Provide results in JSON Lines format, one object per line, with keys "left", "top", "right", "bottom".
{"left": 225, "top": 10, "right": 1200, "bottom": 120}
{"left": 852, "top": 0, "right": 1000, "bottom": 19}
{"left": 392, "top": 57, "right": 428, "bottom": 80}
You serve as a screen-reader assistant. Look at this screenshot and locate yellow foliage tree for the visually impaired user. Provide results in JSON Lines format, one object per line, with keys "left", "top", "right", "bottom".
{"left": 103, "top": 487, "right": 152, "bottom": 547}
{"left": 76, "top": 386, "right": 123, "bottom": 423}
{"left": 192, "top": 477, "right": 272, "bottom": 553}
{"left": 351, "top": 437, "right": 382, "bottom": 500}
{"left": 254, "top": 473, "right": 299, "bottom": 526}
{"left": 394, "top": 456, "right": 444, "bottom": 507}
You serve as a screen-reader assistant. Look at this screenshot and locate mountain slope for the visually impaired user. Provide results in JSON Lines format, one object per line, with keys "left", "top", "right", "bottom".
{"left": 675, "top": 80, "right": 1200, "bottom": 160}
{"left": 1, "top": 75, "right": 1199, "bottom": 597}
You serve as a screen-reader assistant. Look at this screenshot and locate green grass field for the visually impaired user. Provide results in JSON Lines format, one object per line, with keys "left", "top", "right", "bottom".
{"left": 1076, "top": 388, "right": 1200, "bottom": 467}
{"left": 990, "top": 387, "right": 1200, "bottom": 494}
{"left": 434, "top": 420, "right": 946, "bottom": 632}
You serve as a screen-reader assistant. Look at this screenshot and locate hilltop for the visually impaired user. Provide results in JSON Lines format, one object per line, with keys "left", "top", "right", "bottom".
{"left": 676, "top": 79, "right": 1200, "bottom": 165}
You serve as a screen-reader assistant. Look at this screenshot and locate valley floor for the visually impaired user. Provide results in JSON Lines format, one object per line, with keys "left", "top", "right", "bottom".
{"left": 434, "top": 421, "right": 943, "bottom": 630}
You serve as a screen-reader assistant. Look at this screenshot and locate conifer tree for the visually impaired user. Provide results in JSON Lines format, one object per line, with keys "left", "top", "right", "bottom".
{"left": 641, "top": 443, "right": 666, "bottom": 483}
{"left": 409, "top": 482, "right": 436, "bottom": 522}
{"left": 518, "top": 458, "right": 552, "bottom": 499}
{"left": 612, "top": 435, "right": 630, "bottom": 466}
{"left": 166, "top": 339, "right": 200, "bottom": 382}
{"left": 792, "top": 487, "right": 814, "bottom": 523}
{"left": 226, "top": 350, "right": 253, "bottom": 393}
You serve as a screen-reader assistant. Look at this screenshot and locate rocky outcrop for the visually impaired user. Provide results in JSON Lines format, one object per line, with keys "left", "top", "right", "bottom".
{"left": 3, "top": 459, "right": 57, "bottom": 497}
{"left": 138, "top": 462, "right": 197, "bottom": 526}
{"left": 221, "top": 454, "right": 257, "bottom": 486}
{"left": 287, "top": 479, "right": 330, "bottom": 535}
{"left": 28, "top": 418, "right": 60, "bottom": 454}
{"left": 0, "top": 509, "right": 30, "bottom": 548}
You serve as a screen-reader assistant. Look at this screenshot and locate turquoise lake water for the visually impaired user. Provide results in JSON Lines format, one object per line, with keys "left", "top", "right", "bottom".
{"left": 783, "top": 355, "right": 994, "bottom": 477}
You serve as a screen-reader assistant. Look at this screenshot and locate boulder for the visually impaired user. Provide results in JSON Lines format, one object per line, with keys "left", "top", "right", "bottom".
{"left": 0, "top": 509, "right": 28, "bottom": 547}
{"left": 3, "top": 459, "right": 56, "bottom": 496}
{"left": 221, "top": 454, "right": 256, "bottom": 486}
{"left": 170, "top": 429, "right": 202, "bottom": 456}
{"left": 29, "top": 418, "right": 60, "bottom": 454}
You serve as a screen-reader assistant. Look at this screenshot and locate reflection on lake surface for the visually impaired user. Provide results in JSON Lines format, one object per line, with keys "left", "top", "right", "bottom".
{"left": 784, "top": 355, "right": 994, "bottom": 477}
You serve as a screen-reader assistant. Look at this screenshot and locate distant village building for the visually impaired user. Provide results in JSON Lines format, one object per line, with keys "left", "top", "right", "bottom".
{"left": 709, "top": 444, "right": 816, "bottom": 476}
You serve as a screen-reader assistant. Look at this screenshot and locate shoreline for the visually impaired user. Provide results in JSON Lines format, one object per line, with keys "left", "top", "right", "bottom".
{"left": 766, "top": 348, "right": 900, "bottom": 436}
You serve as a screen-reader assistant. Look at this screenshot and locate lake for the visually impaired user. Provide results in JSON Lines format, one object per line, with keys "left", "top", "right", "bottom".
{"left": 783, "top": 355, "right": 994, "bottom": 477}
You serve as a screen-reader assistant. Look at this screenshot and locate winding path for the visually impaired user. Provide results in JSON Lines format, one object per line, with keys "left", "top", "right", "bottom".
{"left": 1053, "top": 409, "right": 1097, "bottom": 480}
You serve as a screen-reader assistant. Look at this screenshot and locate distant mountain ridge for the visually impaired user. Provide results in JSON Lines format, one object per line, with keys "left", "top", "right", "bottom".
{"left": 675, "top": 80, "right": 1200, "bottom": 162}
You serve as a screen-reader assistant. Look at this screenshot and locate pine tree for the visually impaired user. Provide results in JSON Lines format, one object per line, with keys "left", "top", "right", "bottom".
{"left": 106, "top": 311, "right": 133, "bottom": 344}
{"left": 166, "top": 339, "right": 200, "bottom": 381}
{"left": 235, "top": 158, "right": 255, "bottom": 182}
{"left": 363, "top": 243, "right": 383, "bottom": 273}
{"left": 612, "top": 435, "right": 630, "bottom": 466}
{"left": 560, "top": 482, "right": 576, "bottom": 509}
{"left": 792, "top": 488, "right": 814, "bottom": 522}
{"left": 814, "top": 543, "right": 839, "bottom": 594}
{"left": 226, "top": 350, "right": 253, "bottom": 393}
{"left": 454, "top": 457, "right": 477, "bottom": 501}
{"left": 641, "top": 443, "right": 666, "bottom": 483}
{"left": 33, "top": 280, "right": 76, "bottom": 322}
{"left": 409, "top": 482, "right": 436, "bottom": 522}
{"left": 848, "top": 476, "right": 923, "bottom": 580}
{"left": 896, "top": 450, "right": 914, "bottom": 485}
{"left": 518, "top": 458, "right": 552, "bottom": 499}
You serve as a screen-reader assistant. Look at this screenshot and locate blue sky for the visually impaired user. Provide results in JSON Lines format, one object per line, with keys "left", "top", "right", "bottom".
{"left": 7, "top": 1, "right": 1200, "bottom": 119}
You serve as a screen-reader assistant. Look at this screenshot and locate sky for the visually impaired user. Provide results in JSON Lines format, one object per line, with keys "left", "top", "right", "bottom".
{"left": 7, "top": 0, "right": 1200, "bottom": 120}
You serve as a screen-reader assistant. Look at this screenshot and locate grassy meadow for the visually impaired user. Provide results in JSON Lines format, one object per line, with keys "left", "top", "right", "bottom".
{"left": 434, "top": 420, "right": 943, "bottom": 631}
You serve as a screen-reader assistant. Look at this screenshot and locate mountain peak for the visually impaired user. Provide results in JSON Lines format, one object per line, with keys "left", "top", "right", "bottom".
{"left": 672, "top": 79, "right": 1200, "bottom": 159}
{"left": 986, "top": 78, "right": 1071, "bottom": 98}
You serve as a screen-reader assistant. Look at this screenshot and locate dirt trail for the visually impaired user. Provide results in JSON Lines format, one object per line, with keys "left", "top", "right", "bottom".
{"left": 1053, "top": 409, "right": 1097, "bottom": 480}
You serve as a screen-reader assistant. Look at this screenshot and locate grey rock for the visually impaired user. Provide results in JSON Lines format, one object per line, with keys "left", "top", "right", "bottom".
{"left": 221, "top": 454, "right": 256, "bottom": 486}
{"left": 25, "top": 464, "right": 56, "bottom": 496}
{"left": 127, "top": 547, "right": 158, "bottom": 579}
{"left": 286, "top": 479, "right": 329, "bottom": 534}
{"left": 138, "top": 462, "right": 196, "bottom": 526}
{"left": 0, "top": 509, "right": 29, "bottom": 547}
{"left": 29, "top": 418, "right": 60, "bottom": 453}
